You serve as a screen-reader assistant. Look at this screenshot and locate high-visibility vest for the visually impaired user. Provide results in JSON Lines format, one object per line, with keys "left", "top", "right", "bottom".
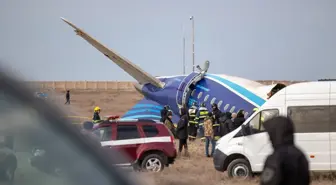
{"left": 195, "top": 107, "right": 208, "bottom": 126}
{"left": 188, "top": 108, "right": 198, "bottom": 124}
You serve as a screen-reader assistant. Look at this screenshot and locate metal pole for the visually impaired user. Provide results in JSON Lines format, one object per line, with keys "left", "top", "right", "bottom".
{"left": 183, "top": 36, "right": 186, "bottom": 75}
{"left": 190, "top": 16, "right": 195, "bottom": 72}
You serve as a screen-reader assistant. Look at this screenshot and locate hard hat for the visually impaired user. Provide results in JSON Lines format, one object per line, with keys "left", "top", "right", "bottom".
{"left": 201, "top": 102, "right": 206, "bottom": 107}
{"left": 94, "top": 106, "right": 101, "bottom": 111}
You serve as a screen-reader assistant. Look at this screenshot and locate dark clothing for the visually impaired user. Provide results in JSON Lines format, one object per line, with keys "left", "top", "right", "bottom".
{"left": 212, "top": 108, "right": 222, "bottom": 125}
{"left": 188, "top": 107, "right": 198, "bottom": 139}
{"left": 219, "top": 112, "right": 234, "bottom": 136}
{"left": 176, "top": 108, "right": 189, "bottom": 140}
{"left": 260, "top": 116, "right": 310, "bottom": 185}
{"left": 65, "top": 91, "right": 70, "bottom": 104}
{"left": 92, "top": 112, "right": 101, "bottom": 122}
{"left": 160, "top": 108, "right": 168, "bottom": 122}
{"left": 233, "top": 117, "right": 245, "bottom": 130}
{"left": 178, "top": 138, "right": 188, "bottom": 152}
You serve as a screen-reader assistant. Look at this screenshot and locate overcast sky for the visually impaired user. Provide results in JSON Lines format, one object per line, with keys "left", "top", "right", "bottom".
{"left": 0, "top": 0, "right": 335, "bottom": 81}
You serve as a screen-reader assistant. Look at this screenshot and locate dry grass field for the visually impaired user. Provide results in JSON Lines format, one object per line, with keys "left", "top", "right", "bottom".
{"left": 47, "top": 88, "right": 334, "bottom": 185}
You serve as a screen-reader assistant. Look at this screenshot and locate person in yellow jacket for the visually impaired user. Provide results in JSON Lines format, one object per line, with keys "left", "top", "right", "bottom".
{"left": 92, "top": 106, "right": 102, "bottom": 123}
{"left": 195, "top": 102, "right": 209, "bottom": 142}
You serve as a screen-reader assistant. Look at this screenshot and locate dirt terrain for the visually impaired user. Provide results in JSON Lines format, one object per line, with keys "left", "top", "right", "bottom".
{"left": 50, "top": 89, "right": 333, "bottom": 185}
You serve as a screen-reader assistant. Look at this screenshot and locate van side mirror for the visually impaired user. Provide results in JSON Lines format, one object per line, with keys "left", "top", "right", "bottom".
{"left": 241, "top": 124, "right": 251, "bottom": 136}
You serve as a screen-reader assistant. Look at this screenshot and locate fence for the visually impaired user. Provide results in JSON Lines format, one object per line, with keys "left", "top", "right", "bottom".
{"left": 26, "top": 80, "right": 303, "bottom": 91}
{"left": 26, "top": 81, "right": 135, "bottom": 91}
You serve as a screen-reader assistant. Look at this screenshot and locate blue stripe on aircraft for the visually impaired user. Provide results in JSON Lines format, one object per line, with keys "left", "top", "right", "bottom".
{"left": 121, "top": 115, "right": 161, "bottom": 120}
{"left": 133, "top": 104, "right": 163, "bottom": 109}
{"left": 206, "top": 74, "right": 266, "bottom": 106}
{"left": 123, "top": 109, "right": 161, "bottom": 116}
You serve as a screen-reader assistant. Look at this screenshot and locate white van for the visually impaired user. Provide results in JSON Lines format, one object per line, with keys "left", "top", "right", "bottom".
{"left": 213, "top": 81, "right": 336, "bottom": 178}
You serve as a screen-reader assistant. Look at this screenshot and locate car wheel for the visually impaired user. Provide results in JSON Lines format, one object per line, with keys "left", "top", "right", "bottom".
{"left": 227, "top": 158, "right": 252, "bottom": 179}
{"left": 141, "top": 154, "right": 164, "bottom": 172}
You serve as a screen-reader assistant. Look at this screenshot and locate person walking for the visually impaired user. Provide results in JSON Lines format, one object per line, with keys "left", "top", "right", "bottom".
{"left": 65, "top": 90, "right": 70, "bottom": 105}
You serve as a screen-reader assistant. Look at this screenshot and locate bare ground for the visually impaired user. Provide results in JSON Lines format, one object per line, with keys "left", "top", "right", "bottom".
{"left": 48, "top": 89, "right": 334, "bottom": 185}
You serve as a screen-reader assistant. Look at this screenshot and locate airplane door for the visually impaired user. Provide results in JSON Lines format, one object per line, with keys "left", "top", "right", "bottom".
{"left": 243, "top": 109, "right": 279, "bottom": 172}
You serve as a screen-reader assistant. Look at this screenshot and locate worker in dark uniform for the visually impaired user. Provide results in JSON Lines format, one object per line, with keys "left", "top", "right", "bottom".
{"left": 92, "top": 106, "right": 102, "bottom": 123}
{"left": 176, "top": 107, "right": 189, "bottom": 157}
{"left": 160, "top": 105, "right": 170, "bottom": 122}
{"left": 195, "top": 102, "right": 209, "bottom": 141}
{"left": 188, "top": 102, "right": 198, "bottom": 141}
{"left": 260, "top": 116, "right": 310, "bottom": 185}
{"left": 65, "top": 90, "right": 70, "bottom": 105}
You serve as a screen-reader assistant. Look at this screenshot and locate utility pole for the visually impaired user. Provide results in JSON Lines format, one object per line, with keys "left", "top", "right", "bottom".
{"left": 182, "top": 25, "right": 186, "bottom": 75}
{"left": 190, "top": 16, "right": 195, "bottom": 72}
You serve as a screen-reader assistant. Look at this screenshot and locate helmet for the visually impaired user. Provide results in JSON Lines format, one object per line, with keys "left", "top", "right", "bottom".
{"left": 192, "top": 102, "right": 198, "bottom": 107}
{"left": 164, "top": 105, "right": 171, "bottom": 110}
{"left": 211, "top": 103, "right": 218, "bottom": 109}
{"left": 94, "top": 106, "right": 101, "bottom": 112}
{"left": 200, "top": 102, "right": 206, "bottom": 107}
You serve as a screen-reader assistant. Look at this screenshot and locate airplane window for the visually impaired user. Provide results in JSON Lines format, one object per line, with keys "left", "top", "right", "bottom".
{"left": 230, "top": 106, "right": 236, "bottom": 113}
{"left": 217, "top": 101, "right": 223, "bottom": 109}
{"left": 210, "top": 97, "right": 216, "bottom": 105}
{"left": 197, "top": 92, "right": 203, "bottom": 99}
{"left": 224, "top": 104, "right": 230, "bottom": 111}
{"left": 191, "top": 89, "right": 196, "bottom": 97}
{"left": 204, "top": 94, "right": 209, "bottom": 102}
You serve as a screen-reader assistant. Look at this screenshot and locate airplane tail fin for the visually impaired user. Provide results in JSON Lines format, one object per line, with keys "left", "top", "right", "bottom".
{"left": 60, "top": 17, "right": 164, "bottom": 89}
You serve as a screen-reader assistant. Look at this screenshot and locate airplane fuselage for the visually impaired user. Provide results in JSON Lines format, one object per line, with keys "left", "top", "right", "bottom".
{"left": 122, "top": 74, "right": 267, "bottom": 123}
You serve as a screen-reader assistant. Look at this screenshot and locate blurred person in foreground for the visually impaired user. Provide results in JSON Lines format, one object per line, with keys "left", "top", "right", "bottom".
{"left": 81, "top": 121, "right": 101, "bottom": 147}
{"left": 164, "top": 111, "right": 175, "bottom": 137}
{"left": 204, "top": 112, "right": 215, "bottom": 157}
{"left": 260, "top": 116, "right": 310, "bottom": 185}
{"left": 176, "top": 107, "right": 189, "bottom": 157}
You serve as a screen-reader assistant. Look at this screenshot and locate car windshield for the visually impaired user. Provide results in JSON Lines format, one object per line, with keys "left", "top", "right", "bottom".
{"left": 0, "top": 71, "right": 140, "bottom": 185}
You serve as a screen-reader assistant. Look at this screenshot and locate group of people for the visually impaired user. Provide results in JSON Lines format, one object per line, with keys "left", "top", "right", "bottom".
{"left": 159, "top": 103, "right": 248, "bottom": 157}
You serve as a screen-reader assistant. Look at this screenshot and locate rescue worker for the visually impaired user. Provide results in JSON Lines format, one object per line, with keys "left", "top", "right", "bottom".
{"left": 204, "top": 112, "right": 215, "bottom": 157}
{"left": 233, "top": 109, "right": 245, "bottom": 130}
{"left": 160, "top": 105, "right": 170, "bottom": 122}
{"left": 92, "top": 106, "right": 102, "bottom": 123}
{"left": 260, "top": 116, "right": 310, "bottom": 185}
{"left": 195, "top": 102, "right": 209, "bottom": 141}
{"left": 164, "top": 111, "right": 175, "bottom": 137}
{"left": 211, "top": 103, "right": 222, "bottom": 126}
{"left": 188, "top": 102, "right": 198, "bottom": 141}
{"left": 176, "top": 107, "right": 189, "bottom": 157}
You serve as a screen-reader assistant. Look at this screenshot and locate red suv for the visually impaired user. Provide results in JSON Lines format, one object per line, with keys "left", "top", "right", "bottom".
{"left": 92, "top": 119, "right": 177, "bottom": 172}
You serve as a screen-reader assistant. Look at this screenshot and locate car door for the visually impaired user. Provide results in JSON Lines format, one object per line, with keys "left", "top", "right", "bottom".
{"left": 113, "top": 124, "right": 144, "bottom": 164}
{"left": 243, "top": 109, "right": 279, "bottom": 172}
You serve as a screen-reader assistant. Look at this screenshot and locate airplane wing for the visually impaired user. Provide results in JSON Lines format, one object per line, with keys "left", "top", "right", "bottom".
{"left": 60, "top": 17, "right": 164, "bottom": 89}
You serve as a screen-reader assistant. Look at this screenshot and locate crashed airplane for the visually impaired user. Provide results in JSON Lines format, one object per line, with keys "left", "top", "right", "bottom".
{"left": 61, "top": 18, "right": 285, "bottom": 122}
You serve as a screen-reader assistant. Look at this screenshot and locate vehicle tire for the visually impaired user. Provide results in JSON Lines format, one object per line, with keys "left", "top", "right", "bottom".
{"left": 227, "top": 158, "right": 252, "bottom": 179}
{"left": 141, "top": 154, "right": 164, "bottom": 172}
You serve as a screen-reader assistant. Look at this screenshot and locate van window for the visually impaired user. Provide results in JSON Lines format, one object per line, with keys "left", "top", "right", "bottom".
{"left": 249, "top": 109, "right": 279, "bottom": 133}
{"left": 330, "top": 106, "right": 336, "bottom": 132}
{"left": 288, "top": 106, "right": 329, "bottom": 133}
